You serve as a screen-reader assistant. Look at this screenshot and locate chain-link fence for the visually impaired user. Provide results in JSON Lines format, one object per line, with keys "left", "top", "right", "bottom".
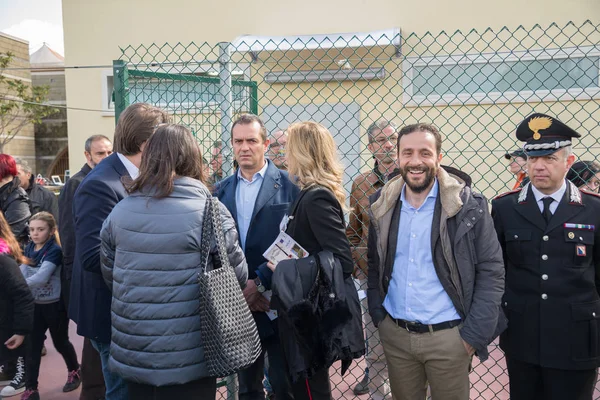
{"left": 114, "top": 20, "right": 600, "bottom": 399}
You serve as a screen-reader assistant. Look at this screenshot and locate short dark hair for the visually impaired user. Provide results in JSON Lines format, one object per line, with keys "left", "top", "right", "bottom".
{"left": 84, "top": 135, "right": 111, "bottom": 153}
{"left": 397, "top": 123, "right": 442, "bottom": 155}
{"left": 128, "top": 124, "right": 205, "bottom": 198}
{"left": 367, "top": 119, "right": 398, "bottom": 143}
{"left": 113, "top": 103, "right": 169, "bottom": 155}
{"left": 567, "top": 160, "right": 600, "bottom": 188}
{"left": 231, "top": 114, "right": 267, "bottom": 142}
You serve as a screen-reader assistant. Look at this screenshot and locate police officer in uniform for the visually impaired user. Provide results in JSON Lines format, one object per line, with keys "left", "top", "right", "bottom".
{"left": 492, "top": 113, "right": 600, "bottom": 400}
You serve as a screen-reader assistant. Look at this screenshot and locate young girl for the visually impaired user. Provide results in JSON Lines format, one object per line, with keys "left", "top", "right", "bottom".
{"left": 0, "top": 212, "right": 34, "bottom": 399}
{"left": 19, "top": 212, "right": 80, "bottom": 400}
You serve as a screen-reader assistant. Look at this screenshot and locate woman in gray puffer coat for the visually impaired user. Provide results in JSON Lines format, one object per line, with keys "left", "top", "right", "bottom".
{"left": 99, "top": 124, "right": 248, "bottom": 400}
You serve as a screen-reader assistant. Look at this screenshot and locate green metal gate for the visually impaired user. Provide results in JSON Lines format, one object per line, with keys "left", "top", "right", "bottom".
{"left": 112, "top": 20, "right": 600, "bottom": 399}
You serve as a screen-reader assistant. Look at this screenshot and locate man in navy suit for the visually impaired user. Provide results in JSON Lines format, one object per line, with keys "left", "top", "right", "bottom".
{"left": 70, "top": 103, "right": 169, "bottom": 400}
{"left": 215, "top": 114, "right": 299, "bottom": 400}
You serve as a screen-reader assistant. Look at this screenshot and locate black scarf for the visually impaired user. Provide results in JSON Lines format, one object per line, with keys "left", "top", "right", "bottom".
{"left": 25, "top": 237, "right": 56, "bottom": 266}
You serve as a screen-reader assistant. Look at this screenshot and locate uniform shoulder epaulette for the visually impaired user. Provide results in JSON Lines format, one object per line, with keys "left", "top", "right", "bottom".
{"left": 493, "top": 189, "right": 520, "bottom": 200}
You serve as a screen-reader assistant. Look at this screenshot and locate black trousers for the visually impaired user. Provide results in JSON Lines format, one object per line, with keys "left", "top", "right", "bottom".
{"left": 26, "top": 302, "right": 80, "bottom": 390}
{"left": 128, "top": 377, "right": 216, "bottom": 400}
{"left": 238, "top": 322, "right": 293, "bottom": 400}
{"left": 80, "top": 337, "right": 106, "bottom": 400}
{"left": 507, "top": 356, "right": 598, "bottom": 400}
{"left": 289, "top": 369, "right": 331, "bottom": 400}
{"left": 0, "top": 331, "right": 27, "bottom": 379}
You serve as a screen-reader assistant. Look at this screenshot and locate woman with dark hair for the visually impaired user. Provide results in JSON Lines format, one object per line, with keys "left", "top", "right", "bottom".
{"left": 0, "top": 212, "right": 34, "bottom": 398}
{"left": 100, "top": 124, "right": 248, "bottom": 399}
{"left": 0, "top": 155, "right": 31, "bottom": 245}
{"left": 567, "top": 160, "right": 600, "bottom": 193}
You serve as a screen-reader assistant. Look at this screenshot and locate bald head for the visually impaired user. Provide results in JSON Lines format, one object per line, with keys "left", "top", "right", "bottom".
{"left": 267, "top": 130, "right": 288, "bottom": 169}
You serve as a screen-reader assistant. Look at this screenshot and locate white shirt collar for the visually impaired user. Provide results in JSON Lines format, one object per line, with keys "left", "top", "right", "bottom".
{"left": 237, "top": 160, "right": 268, "bottom": 183}
{"left": 116, "top": 153, "right": 139, "bottom": 180}
{"left": 531, "top": 180, "right": 567, "bottom": 205}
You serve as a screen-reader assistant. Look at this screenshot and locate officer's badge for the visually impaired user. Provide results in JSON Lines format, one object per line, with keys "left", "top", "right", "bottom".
{"left": 528, "top": 116, "right": 552, "bottom": 140}
{"left": 576, "top": 245, "right": 587, "bottom": 257}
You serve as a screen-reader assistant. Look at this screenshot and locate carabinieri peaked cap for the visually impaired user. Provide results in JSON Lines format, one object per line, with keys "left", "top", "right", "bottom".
{"left": 516, "top": 113, "right": 581, "bottom": 157}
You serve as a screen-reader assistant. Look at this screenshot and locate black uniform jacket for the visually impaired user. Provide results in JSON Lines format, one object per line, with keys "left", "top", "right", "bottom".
{"left": 492, "top": 180, "right": 600, "bottom": 370}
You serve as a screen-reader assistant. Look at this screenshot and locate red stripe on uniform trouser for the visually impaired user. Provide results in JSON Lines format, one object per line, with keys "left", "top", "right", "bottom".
{"left": 305, "top": 378, "right": 313, "bottom": 400}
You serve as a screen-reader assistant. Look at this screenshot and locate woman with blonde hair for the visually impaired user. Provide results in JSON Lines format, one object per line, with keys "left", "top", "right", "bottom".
{"left": 268, "top": 121, "right": 359, "bottom": 399}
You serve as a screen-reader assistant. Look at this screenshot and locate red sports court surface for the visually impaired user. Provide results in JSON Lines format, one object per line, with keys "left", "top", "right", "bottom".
{"left": 18, "top": 327, "right": 600, "bottom": 400}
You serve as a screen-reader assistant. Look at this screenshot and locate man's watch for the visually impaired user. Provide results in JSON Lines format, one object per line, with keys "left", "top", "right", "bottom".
{"left": 254, "top": 277, "right": 266, "bottom": 293}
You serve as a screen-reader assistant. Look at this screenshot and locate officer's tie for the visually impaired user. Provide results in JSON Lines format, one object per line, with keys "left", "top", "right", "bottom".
{"left": 542, "top": 197, "right": 554, "bottom": 224}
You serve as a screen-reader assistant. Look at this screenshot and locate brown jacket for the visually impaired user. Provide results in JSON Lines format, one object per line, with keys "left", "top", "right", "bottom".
{"left": 346, "top": 167, "right": 385, "bottom": 278}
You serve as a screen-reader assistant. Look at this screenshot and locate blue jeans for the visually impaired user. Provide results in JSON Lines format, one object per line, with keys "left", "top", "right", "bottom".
{"left": 90, "top": 339, "right": 128, "bottom": 400}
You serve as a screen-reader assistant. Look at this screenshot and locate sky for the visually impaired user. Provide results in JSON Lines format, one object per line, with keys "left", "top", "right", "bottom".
{"left": 0, "top": 0, "right": 64, "bottom": 55}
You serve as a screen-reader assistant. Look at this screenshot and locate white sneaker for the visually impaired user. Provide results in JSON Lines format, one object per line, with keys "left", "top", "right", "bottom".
{"left": 0, "top": 357, "right": 25, "bottom": 397}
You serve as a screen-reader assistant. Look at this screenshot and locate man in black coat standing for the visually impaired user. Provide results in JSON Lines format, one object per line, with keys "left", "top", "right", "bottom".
{"left": 492, "top": 113, "right": 600, "bottom": 400}
{"left": 15, "top": 158, "right": 58, "bottom": 221}
{"left": 70, "top": 104, "right": 168, "bottom": 400}
{"left": 58, "top": 134, "right": 112, "bottom": 400}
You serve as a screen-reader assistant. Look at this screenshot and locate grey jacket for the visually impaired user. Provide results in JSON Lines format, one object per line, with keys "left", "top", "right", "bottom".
{"left": 100, "top": 177, "right": 248, "bottom": 386}
{"left": 367, "top": 166, "right": 506, "bottom": 361}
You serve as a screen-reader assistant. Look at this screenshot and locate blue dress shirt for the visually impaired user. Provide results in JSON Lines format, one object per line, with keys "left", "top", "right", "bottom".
{"left": 383, "top": 179, "right": 461, "bottom": 324}
{"left": 236, "top": 161, "right": 269, "bottom": 250}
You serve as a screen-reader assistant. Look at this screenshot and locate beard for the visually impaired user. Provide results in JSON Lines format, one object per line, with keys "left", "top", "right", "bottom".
{"left": 400, "top": 165, "right": 437, "bottom": 193}
{"left": 375, "top": 152, "right": 396, "bottom": 165}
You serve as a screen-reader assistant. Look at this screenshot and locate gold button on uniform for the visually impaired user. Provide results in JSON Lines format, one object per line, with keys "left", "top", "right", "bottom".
{"left": 543, "top": 235, "right": 549, "bottom": 241}
{"left": 542, "top": 274, "right": 548, "bottom": 280}
{"left": 542, "top": 294, "right": 548, "bottom": 300}
{"left": 542, "top": 255, "right": 548, "bottom": 260}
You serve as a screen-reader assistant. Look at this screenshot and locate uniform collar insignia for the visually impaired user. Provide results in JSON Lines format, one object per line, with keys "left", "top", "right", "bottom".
{"left": 518, "top": 182, "right": 530, "bottom": 203}
{"left": 569, "top": 180, "right": 582, "bottom": 204}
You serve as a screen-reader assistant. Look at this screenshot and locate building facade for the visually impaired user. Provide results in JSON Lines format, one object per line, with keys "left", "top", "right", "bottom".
{"left": 0, "top": 32, "right": 36, "bottom": 163}
{"left": 31, "top": 43, "right": 68, "bottom": 178}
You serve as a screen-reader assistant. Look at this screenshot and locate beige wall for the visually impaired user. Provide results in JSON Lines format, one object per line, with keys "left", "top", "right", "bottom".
{"left": 62, "top": 0, "right": 600, "bottom": 172}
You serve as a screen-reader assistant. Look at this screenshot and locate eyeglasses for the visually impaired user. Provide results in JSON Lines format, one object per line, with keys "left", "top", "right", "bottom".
{"left": 370, "top": 135, "right": 398, "bottom": 145}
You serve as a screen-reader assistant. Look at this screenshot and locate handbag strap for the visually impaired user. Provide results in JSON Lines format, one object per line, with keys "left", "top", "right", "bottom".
{"left": 209, "top": 196, "right": 232, "bottom": 270}
{"left": 200, "top": 197, "right": 214, "bottom": 273}
{"left": 200, "top": 197, "right": 232, "bottom": 274}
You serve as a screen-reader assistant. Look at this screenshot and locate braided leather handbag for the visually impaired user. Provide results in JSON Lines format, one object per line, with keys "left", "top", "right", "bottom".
{"left": 198, "top": 197, "right": 262, "bottom": 377}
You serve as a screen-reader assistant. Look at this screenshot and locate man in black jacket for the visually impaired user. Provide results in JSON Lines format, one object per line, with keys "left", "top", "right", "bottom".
{"left": 215, "top": 114, "right": 299, "bottom": 400}
{"left": 15, "top": 158, "right": 58, "bottom": 221}
{"left": 58, "top": 134, "right": 112, "bottom": 400}
{"left": 492, "top": 114, "right": 600, "bottom": 400}
{"left": 71, "top": 104, "right": 168, "bottom": 400}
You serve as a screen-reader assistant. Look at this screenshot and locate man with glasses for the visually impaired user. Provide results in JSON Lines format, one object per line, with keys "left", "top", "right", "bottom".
{"left": 266, "top": 130, "right": 288, "bottom": 170}
{"left": 346, "top": 119, "right": 398, "bottom": 399}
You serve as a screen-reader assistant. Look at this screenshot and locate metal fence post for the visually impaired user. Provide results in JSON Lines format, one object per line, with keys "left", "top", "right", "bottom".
{"left": 115, "top": 22, "right": 600, "bottom": 399}
{"left": 219, "top": 42, "right": 234, "bottom": 178}
{"left": 112, "top": 60, "right": 129, "bottom": 125}
{"left": 218, "top": 41, "right": 237, "bottom": 400}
